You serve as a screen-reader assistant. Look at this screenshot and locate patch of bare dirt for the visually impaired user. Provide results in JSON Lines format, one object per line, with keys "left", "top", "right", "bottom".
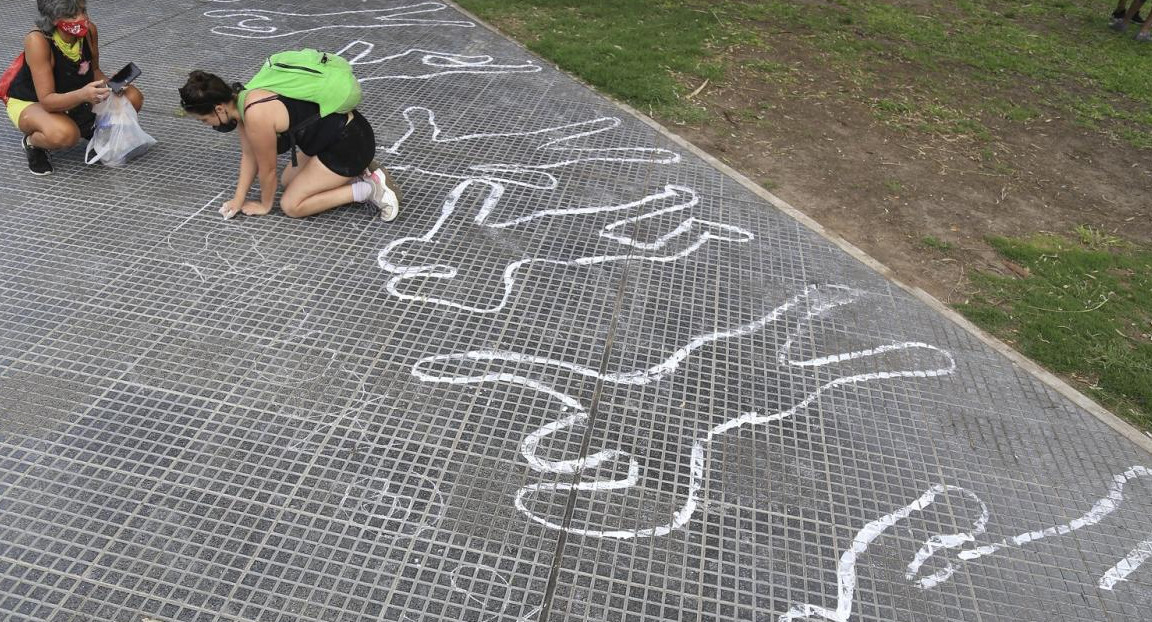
{"left": 663, "top": 34, "right": 1152, "bottom": 305}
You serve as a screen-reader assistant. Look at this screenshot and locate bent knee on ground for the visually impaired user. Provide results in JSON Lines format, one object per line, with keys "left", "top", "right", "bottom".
{"left": 279, "top": 195, "right": 308, "bottom": 218}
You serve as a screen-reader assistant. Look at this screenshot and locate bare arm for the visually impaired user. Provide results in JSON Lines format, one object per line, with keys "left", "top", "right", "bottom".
{"left": 232, "top": 128, "right": 258, "bottom": 206}
{"left": 245, "top": 111, "right": 281, "bottom": 212}
{"left": 24, "top": 32, "right": 87, "bottom": 112}
{"left": 88, "top": 23, "right": 105, "bottom": 81}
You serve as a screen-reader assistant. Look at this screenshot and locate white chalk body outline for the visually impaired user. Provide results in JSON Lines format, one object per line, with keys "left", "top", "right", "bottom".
{"left": 204, "top": 3, "right": 474, "bottom": 39}
{"left": 378, "top": 181, "right": 752, "bottom": 313}
{"left": 374, "top": 107, "right": 741, "bottom": 313}
{"left": 337, "top": 41, "right": 541, "bottom": 82}
{"left": 413, "top": 285, "right": 958, "bottom": 538}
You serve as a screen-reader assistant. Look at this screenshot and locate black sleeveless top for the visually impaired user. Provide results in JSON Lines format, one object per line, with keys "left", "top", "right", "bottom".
{"left": 8, "top": 31, "right": 94, "bottom": 105}
{"left": 246, "top": 94, "right": 348, "bottom": 157}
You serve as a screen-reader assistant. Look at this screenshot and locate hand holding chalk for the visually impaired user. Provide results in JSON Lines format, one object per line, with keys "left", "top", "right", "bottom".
{"left": 220, "top": 200, "right": 240, "bottom": 220}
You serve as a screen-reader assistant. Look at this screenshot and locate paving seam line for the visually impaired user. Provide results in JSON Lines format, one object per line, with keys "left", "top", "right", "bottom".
{"left": 441, "top": 2, "right": 1152, "bottom": 458}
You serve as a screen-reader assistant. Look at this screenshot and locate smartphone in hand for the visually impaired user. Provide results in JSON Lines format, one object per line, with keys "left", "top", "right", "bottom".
{"left": 106, "top": 62, "right": 140, "bottom": 94}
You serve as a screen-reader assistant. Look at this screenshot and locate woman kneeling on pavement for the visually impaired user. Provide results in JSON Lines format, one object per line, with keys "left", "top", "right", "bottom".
{"left": 5, "top": 0, "right": 143, "bottom": 175}
{"left": 178, "top": 70, "right": 400, "bottom": 220}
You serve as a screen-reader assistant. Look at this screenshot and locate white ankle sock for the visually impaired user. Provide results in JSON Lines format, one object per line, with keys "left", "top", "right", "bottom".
{"left": 351, "top": 180, "right": 373, "bottom": 202}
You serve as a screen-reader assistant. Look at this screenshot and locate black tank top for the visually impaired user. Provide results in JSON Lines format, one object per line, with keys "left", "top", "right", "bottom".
{"left": 247, "top": 95, "right": 348, "bottom": 156}
{"left": 8, "top": 31, "right": 94, "bottom": 104}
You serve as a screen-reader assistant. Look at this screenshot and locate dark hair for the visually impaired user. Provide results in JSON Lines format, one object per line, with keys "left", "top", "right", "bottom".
{"left": 179, "top": 71, "right": 242, "bottom": 115}
{"left": 37, "top": 0, "right": 87, "bottom": 34}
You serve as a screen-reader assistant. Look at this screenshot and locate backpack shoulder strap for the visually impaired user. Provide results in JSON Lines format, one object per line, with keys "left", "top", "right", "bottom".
{"left": 237, "top": 93, "right": 279, "bottom": 122}
{"left": 244, "top": 94, "right": 280, "bottom": 113}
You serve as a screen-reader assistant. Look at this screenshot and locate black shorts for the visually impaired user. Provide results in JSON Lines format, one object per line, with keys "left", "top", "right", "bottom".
{"left": 67, "top": 103, "right": 95, "bottom": 140}
{"left": 316, "top": 110, "right": 375, "bottom": 178}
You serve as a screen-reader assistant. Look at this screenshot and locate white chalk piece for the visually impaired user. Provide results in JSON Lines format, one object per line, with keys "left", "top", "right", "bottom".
{"left": 220, "top": 202, "right": 240, "bottom": 220}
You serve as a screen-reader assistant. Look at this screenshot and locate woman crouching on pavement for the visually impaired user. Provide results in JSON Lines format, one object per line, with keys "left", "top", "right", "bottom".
{"left": 178, "top": 70, "right": 400, "bottom": 220}
{"left": 5, "top": 0, "right": 143, "bottom": 175}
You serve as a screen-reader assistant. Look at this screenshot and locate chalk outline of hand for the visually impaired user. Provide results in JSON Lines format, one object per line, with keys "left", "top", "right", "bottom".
{"left": 336, "top": 41, "right": 540, "bottom": 82}
{"left": 379, "top": 183, "right": 752, "bottom": 313}
{"left": 413, "top": 285, "right": 958, "bottom": 539}
{"left": 204, "top": 3, "right": 473, "bottom": 39}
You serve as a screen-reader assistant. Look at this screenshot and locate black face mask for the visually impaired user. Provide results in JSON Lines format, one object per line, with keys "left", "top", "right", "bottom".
{"left": 213, "top": 109, "right": 237, "bottom": 133}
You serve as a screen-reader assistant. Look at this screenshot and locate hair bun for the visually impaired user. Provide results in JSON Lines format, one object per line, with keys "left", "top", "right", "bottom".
{"left": 231, "top": 82, "right": 244, "bottom": 94}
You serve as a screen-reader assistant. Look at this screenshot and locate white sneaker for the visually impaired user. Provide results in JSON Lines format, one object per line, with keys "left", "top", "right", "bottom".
{"left": 365, "top": 167, "right": 400, "bottom": 221}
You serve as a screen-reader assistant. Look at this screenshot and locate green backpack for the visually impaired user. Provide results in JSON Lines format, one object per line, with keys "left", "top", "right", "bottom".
{"left": 239, "top": 49, "right": 361, "bottom": 118}
{"left": 237, "top": 49, "right": 362, "bottom": 164}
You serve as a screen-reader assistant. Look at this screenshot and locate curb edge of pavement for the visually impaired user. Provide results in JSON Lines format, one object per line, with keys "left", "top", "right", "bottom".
{"left": 444, "top": 1, "right": 1152, "bottom": 458}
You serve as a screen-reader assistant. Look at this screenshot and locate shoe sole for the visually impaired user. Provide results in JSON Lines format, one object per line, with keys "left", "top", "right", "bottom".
{"left": 383, "top": 170, "right": 403, "bottom": 209}
{"left": 370, "top": 169, "right": 402, "bottom": 222}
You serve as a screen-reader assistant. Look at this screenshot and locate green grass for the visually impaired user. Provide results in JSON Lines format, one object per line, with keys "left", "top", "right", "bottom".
{"left": 457, "top": 0, "right": 1152, "bottom": 147}
{"left": 920, "top": 235, "right": 954, "bottom": 252}
{"left": 452, "top": 0, "right": 729, "bottom": 118}
{"left": 956, "top": 232, "right": 1152, "bottom": 431}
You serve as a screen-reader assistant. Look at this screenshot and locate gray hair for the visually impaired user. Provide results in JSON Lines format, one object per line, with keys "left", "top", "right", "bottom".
{"left": 36, "top": 0, "right": 88, "bottom": 34}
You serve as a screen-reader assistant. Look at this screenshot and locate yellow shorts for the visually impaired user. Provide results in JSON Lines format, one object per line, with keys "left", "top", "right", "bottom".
{"left": 4, "top": 97, "right": 33, "bottom": 129}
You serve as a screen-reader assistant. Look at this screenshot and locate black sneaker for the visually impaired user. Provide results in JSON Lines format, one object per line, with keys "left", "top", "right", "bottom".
{"left": 22, "top": 135, "right": 52, "bottom": 176}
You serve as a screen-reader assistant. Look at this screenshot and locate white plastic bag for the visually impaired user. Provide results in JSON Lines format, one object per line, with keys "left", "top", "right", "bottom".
{"left": 84, "top": 94, "right": 156, "bottom": 167}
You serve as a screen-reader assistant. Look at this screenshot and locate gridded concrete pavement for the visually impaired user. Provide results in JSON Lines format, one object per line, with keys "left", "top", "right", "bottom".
{"left": 1, "top": 2, "right": 1150, "bottom": 621}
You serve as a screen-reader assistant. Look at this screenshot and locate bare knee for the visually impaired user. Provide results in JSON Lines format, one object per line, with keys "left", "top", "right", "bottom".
{"left": 40, "top": 123, "right": 80, "bottom": 150}
{"left": 125, "top": 87, "right": 144, "bottom": 112}
{"left": 280, "top": 195, "right": 306, "bottom": 218}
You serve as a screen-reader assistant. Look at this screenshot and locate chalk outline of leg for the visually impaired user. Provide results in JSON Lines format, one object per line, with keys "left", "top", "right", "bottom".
{"left": 380, "top": 106, "right": 680, "bottom": 189}
{"left": 954, "top": 465, "right": 1152, "bottom": 591}
{"left": 779, "top": 484, "right": 988, "bottom": 622}
{"left": 204, "top": 3, "right": 474, "bottom": 39}
{"left": 412, "top": 285, "right": 958, "bottom": 539}
{"left": 781, "top": 466, "right": 1152, "bottom": 622}
{"left": 379, "top": 182, "right": 752, "bottom": 313}
{"left": 337, "top": 41, "right": 540, "bottom": 81}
